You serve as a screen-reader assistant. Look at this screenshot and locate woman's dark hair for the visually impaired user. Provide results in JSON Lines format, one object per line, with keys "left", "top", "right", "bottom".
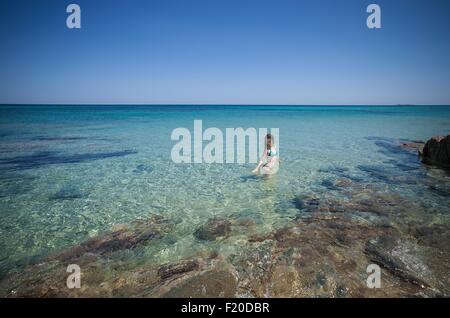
{"left": 266, "top": 133, "right": 274, "bottom": 148}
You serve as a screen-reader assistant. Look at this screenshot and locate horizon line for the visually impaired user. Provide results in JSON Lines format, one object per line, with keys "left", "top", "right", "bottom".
{"left": 1, "top": 103, "right": 450, "bottom": 107}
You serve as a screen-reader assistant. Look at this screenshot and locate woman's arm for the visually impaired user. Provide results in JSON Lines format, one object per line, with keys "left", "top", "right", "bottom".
{"left": 252, "top": 149, "right": 267, "bottom": 173}
{"left": 265, "top": 155, "right": 278, "bottom": 168}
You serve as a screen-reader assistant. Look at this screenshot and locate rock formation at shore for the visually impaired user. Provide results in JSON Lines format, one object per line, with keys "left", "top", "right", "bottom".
{"left": 401, "top": 135, "right": 450, "bottom": 169}
{"left": 420, "top": 135, "right": 450, "bottom": 168}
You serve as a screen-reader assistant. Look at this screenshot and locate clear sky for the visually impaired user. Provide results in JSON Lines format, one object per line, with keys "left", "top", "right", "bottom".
{"left": 1, "top": 0, "right": 450, "bottom": 105}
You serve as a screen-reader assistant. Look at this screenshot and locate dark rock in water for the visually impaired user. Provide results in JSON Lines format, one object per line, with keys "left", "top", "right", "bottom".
{"left": 333, "top": 178, "right": 354, "bottom": 187}
{"left": 427, "top": 184, "right": 450, "bottom": 197}
{"left": 400, "top": 141, "right": 425, "bottom": 153}
{"left": 304, "top": 197, "right": 349, "bottom": 214}
{"left": 158, "top": 259, "right": 200, "bottom": 280}
{"left": 356, "top": 198, "right": 391, "bottom": 216}
{"left": 161, "top": 234, "right": 178, "bottom": 246}
{"left": 58, "top": 230, "right": 156, "bottom": 260}
{"left": 357, "top": 165, "right": 393, "bottom": 183}
{"left": 194, "top": 218, "right": 231, "bottom": 241}
{"left": 409, "top": 224, "right": 450, "bottom": 250}
{"left": 373, "top": 139, "right": 419, "bottom": 162}
{"left": 420, "top": 135, "right": 450, "bottom": 169}
{"left": 315, "top": 272, "right": 327, "bottom": 287}
{"left": 268, "top": 265, "right": 301, "bottom": 297}
{"left": 321, "top": 179, "right": 340, "bottom": 191}
{"left": 364, "top": 236, "right": 431, "bottom": 289}
{"left": 49, "top": 185, "right": 85, "bottom": 200}
{"left": 366, "top": 137, "right": 422, "bottom": 170}
{"left": 422, "top": 176, "right": 450, "bottom": 197}
{"left": 229, "top": 241, "right": 277, "bottom": 297}
{"left": 356, "top": 164, "right": 419, "bottom": 185}
{"left": 321, "top": 178, "right": 354, "bottom": 190}
{"left": 239, "top": 174, "right": 259, "bottom": 183}
{"left": 328, "top": 203, "right": 346, "bottom": 213}
{"left": 133, "top": 164, "right": 153, "bottom": 173}
{"left": 374, "top": 140, "right": 405, "bottom": 155}
{"left": 340, "top": 174, "right": 365, "bottom": 183}
{"left": 335, "top": 284, "right": 348, "bottom": 298}
{"left": 248, "top": 233, "right": 273, "bottom": 243}
{"left": 273, "top": 226, "right": 303, "bottom": 246}
{"left": 234, "top": 218, "right": 256, "bottom": 227}
{"left": 0, "top": 150, "right": 137, "bottom": 171}
{"left": 162, "top": 269, "right": 237, "bottom": 297}
{"left": 318, "top": 165, "right": 367, "bottom": 184}
{"left": 293, "top": 194, "right": 320, "bottom": 211}
{"left": 49, "top": 215, "right": 172, "bottom": 261}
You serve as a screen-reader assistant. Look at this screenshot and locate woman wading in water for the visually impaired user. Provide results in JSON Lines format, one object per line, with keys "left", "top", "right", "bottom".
{"left": 252, "top": 133, "right": 279, "bottom": 175}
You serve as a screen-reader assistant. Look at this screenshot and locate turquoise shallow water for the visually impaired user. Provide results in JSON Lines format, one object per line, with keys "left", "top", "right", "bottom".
{"left": 0, "top": 105, "right": 449, "bottom": 278}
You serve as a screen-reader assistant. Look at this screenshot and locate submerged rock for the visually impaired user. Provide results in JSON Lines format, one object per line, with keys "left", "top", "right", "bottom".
{"left": 357, "top": 165, "right": 397, "bottom": 183}
{"left": 0, "top": 150, "right": 138, "bottom": 171}
{"left": 162, "top": 269, "right": 238, "bottom": 298}
{"left": 194, "top": 218, "right": 231, "bottom": 241}
{"left": 229, "top": 241, "right": 276, "bottom": 297}
{"left": 293, "top": 188, "right": 407, "bottom": 217}
{"left": 133, "top": 164, "right": 153, "bottom": 173}
{"left": 49, "top": 215, "right": 173, "bottom": 261}
{"left": 293, "top": 194, "right": 320, "bottom": 211}
{"left": 333, "top": 178, "right": 354, "bottom": 188}
{"left": 321, "top": 179, "right": 340, "bottom": 190}
{"left": 158, "top": 259, "right": 201, "bottom": 280}
{"left": 268, "top": 265, "right": 302, "bottom": 297}
{"left": 420, "top": 135, "right": 450, "bottom": 168}
{"left": 409, "top": 224, "right": 450, "bottom": 251}
{"left": 400, "top": 140, "right": 425, "bottom": 153}
{"left": 364, "top": 235, "right": 435, "bottom": 291}
{"left": 49, "top": 185, "right": 85, "bottom": 200}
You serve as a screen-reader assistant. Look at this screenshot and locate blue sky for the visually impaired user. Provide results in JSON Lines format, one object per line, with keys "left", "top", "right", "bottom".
{"left": 1, "top": 0, "right": 450, "bottom": 105}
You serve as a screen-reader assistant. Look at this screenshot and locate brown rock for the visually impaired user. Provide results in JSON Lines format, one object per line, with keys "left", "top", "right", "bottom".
{"left": 194, "top": 218, "right": 231, "bottom": 241}
{"left": 400, "top": 141, "right": 425, "bottom": 153}
{"left": 158, "top": 259, "right": 201, "bottom": 280}
{"left": 269, "top": 265, "right": 302, "bottom": 297}
{"left": 162, "top": 269, "right": 237, "bottom": 298}
{"left": 48, "top": 215, "right": 172, "bottom": 262}
{"left": 409, "top": 224, "right": 450, "bottom": 250}
{"left": 364, "top": 236, "right": 432, "bottom": 289}
{"left": 420, "top": 135, "right": 450, "bottom": 168}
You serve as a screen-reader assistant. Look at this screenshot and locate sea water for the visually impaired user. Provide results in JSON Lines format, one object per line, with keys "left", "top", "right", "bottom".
{"left": 0, "top": 105, "right": 449, "bottom": 278}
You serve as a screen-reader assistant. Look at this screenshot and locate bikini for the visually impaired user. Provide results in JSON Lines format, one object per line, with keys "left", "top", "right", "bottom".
{"left": 267, "top": 147, "right": 277, "bottom": 157}
{"left": 259, "top": 146, "right": 279, "bottom": 175}
{"left": 263, "top": 147, "right": 277, "bottom": 167}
